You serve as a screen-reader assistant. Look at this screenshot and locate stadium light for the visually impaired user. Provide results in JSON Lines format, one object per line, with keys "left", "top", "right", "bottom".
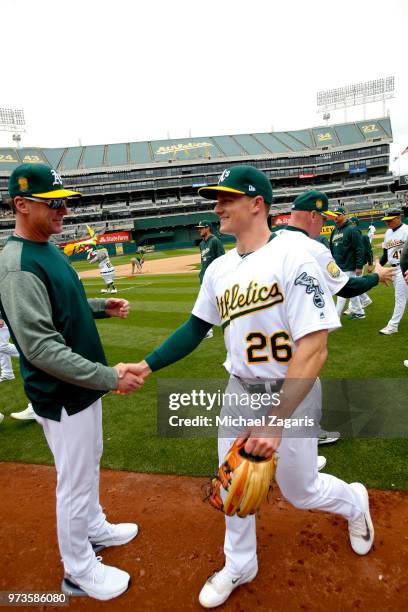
{"left": 0, "top": 106, "right": 26, "bottom": 147}
{"left": 317, "top": 77, "right": 395, "bottom": 120}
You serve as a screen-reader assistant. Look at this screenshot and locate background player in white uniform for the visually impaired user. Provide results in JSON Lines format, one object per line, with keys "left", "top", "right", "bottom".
{"left": 0, "top": 315, "right": 19, "bottom": 381}
{"left": 367, "top": 223, "right": 376, "bottom": 243}
{"left": 378, "top": 209, "right": 408, "bottom": 335}
{"left": 87, "top": 247, "right": 117, "bottom": 294}
{"left": 126, "top": 166, "right": 374, "bottom": 609}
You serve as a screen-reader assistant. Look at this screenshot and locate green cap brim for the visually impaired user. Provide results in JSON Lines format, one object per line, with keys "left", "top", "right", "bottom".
{"left": 32, "top": 188, "right": 81, "bottom": 198}
{"left": 198, "top": 186, "right": 246, "bottom": 200}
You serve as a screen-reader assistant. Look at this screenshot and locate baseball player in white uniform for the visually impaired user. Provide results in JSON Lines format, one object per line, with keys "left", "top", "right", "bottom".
{"left": 378, "top": 209, "right": 408, "bottom": 335}
{"left": 0, "top": 316, "right": 19, "bottom": 381}
{"left": 127, "top": 167, "right": 375, "bottom": 608}
{"left": 367, "top": 224, "right": 376, "bottom": 243}
{"left": 87, "top": 247, "right": 117, "bottom": 294}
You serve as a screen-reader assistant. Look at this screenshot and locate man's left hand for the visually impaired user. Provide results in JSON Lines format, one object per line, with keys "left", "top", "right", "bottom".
{"left": 105, "top": 298, "right": 130, "bottom": 318}
{"left": 355, "top": 268, "right": 363, "bottom": 276}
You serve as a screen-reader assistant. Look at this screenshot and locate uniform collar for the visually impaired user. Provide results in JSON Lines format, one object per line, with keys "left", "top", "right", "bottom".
{"left": 282, "top": 225, "right": 309, "bottom": 237}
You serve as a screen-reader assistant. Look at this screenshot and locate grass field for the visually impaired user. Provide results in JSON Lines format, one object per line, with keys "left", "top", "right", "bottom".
{"left": 0, "top": 238, "right": 407, "bottom": 490}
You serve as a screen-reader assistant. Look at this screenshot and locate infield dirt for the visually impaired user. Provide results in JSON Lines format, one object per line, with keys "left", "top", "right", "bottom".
{"left": 0, "top": 463, "right": 406, "bottom": 611}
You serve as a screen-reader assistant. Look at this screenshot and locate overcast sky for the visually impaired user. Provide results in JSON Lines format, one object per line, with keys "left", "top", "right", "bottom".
{"left": 1, "top": 0, "right": 407, "bottom": 171}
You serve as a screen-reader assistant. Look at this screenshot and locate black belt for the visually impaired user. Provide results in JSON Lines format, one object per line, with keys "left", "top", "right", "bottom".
{"left": 234, "top": 376, "right": 284, "bottom": 395}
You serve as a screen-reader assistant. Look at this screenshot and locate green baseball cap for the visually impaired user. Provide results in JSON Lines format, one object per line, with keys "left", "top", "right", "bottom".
{"left": 332, "top": 205, "right": 346, "bottom": 215}
{"left": 8, "top": 163, "right": 81, "bottom": 199}
{"left": 198, "top": 165, "right": 273, "bottom": 205}
{"left": 381, "top": 208, "right": 401, "bottom": 221}
{"left": 196, "top": 220, "right": 211, "bottom": 228}
{"left": 291, "top": 190, "right": 331, "bottom": 213}
{"left": 350, "top": 216, "right": 359, "bottom": 225}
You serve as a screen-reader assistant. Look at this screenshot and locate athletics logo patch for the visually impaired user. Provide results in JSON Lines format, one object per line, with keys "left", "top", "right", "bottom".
{"left": 295, "top": 272, "right": 325, "bottom": 308}
{"left": 327, "top": 260, "right": 341, "bottom": 278}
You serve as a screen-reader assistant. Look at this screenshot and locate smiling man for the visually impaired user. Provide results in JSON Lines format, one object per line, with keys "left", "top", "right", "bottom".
{"left": 125, "top": 165, "right": 374, "bottom": 608}
{"left": 0, "top": 163, "right": 144, "bottom": 601}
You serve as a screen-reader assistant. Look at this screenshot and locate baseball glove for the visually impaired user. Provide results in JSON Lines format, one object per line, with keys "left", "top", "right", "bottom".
{"left": 207, "top": 438, "right": 277, "bottom": 518}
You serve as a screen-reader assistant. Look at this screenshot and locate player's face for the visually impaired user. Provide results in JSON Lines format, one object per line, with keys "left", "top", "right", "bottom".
{"left": 334, "top": 213, "right": 346, "bottom": 226}
{"left": 214, "top": 193, "right": 254, "bottom": 235}
{"left": 309, "top": 211, "right": 325, "bottom": 237}
{"left": 385, "top": 218, "right": 400, "bottom": 230}
{"left": 17, "top": 197, "right": 69, "bottom": 239}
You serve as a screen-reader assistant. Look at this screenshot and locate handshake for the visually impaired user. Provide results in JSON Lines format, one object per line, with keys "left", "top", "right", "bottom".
{"left": 113, "top": 361, "right": 152, "bottom": 394}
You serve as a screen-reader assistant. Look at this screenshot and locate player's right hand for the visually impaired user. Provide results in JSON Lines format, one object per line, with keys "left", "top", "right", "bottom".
{"left": 374, "top": 258, "right": 395, "bottom": 286}
{"left": 113, "top": 363, "right": 146, "bottom": 394}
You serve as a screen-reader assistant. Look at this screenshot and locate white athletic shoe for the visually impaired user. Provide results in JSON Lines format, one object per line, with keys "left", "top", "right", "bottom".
{"left": 0, "top": 374, "right": 15, "bottom": 382}
{"left": 318, "top": 430, "right": 340, "bottom": 445}
{"left": 379, "top": 325, "right": 398, "bottom": 335}
{"left": 204, "top": 329, "right": 214, "bottom": 339}
{"left": 65, "top": 557, "right": 130, "bottom": 601}
{"left": 403, "top": 360, "right": 408, "bottom": 368}
{"left": 0, "top": 412, "right": 4, "bottom": 424}
{"left": 110, "top": 288, "right": 118, "bottom": 294}
{"left": 348, "top": 483, "right": 374, "bottom": 555}
{"left": 10, "top": 404, "right": 36, "bottom": 421}
{"left": 101, "top": 288, "right": 109, "bottom": 293}
{"left": 199, "top": 565, "right": 257, "bottom": 608}
{"left": 90, "top": 522, "right": 138, "bottom": 548}
{"left": 317, "top": 456, "right": 326, "bottom": 471}
{"left": 343, "top": 309, "right": 352, "bottom": 316}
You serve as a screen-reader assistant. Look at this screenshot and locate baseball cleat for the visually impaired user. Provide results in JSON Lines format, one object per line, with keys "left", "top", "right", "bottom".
{"left": 199, "top": 565, "right": 258, "bottom": 608}
{"left": 204, "top": 329, "right": 214, "bottom": 339}
{"left": 10, "top": 404, "right": 36, "bottom": 421}
{"left": 403, "top": 360, "right": 408, "bottom": 368}
{"left": 348, "top": 483, "right": 374, "bottom": 555}
{"left": 317, "top": 455, "right": 326, "bottom": 471}
{"left": 347, "top": 313, "right": 365, "bottom": 320}
{"left": 110, "top": 288, "right": 118, "bottom": 294}
{"left": 342, "top": 309, "right": 352, "bottom": 315}
{"left": 318, "top": 430, "right": 340, "bottom": 445}
{"left": 379, "top": 326, "right": 398, "bottom": 335}
{"left": 0, "top": 374, "right": 15, "bottom": 382}
{"left": 0, "top": 412, "right": 4, "bottom": 424}
{"left": 64, "top": 557, "right": 130, "bottom": 601}
{"left": 89, "top": 522, "right": 138, "bottom": 548}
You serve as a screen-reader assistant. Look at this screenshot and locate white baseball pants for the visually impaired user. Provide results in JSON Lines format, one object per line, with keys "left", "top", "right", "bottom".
{"left": 387, "top": 267, "right": 408, "bottom": 329}
{"left": 0, "top": 323, "right": 19, "bottom": 377}
{"left": 336, "top": 271, "right": 364, "bottom": 315}
{"left": 38, "top": 399, "right": 107, "bottom": 578}
{"left": 219, "top": 379, "right": 366, "bottom": 575}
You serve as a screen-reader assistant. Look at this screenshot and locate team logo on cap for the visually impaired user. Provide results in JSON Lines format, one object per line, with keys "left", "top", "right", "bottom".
{"left": 219, "top": 169, "right": 230, "bottom": 183}
{"left": 316, "top": 199, "right": 323, "bottom": 210}
{"left": 327, "top": 260, "right": 340, "bottom": 278}
{"left": 51, "top": 169, "right": 63, "bottom": 186}
{"left": 18, "top": 177, "right": 29, "bottom": 191}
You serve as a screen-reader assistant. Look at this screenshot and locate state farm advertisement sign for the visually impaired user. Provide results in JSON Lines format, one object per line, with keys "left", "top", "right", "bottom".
{"left": 97, "top": 231, "right": 131, "bottom": 244}
{"left": 273, "top": 214, "right": 291, "bottom": 226}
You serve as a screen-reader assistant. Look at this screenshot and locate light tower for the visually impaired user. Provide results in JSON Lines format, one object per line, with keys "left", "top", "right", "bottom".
{"left": 317, "top": 77, "right": 395, "bottom": 122}
{"left": 0, "top": 106, "right": 26, "bottom": 147}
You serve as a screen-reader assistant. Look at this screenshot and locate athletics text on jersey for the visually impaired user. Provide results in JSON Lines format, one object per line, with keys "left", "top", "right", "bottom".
{"left": 382, "top": 224, "right": 408, "bottom": 265}
{"left": 192, "top": 239, "right": 340, "bottom": 379}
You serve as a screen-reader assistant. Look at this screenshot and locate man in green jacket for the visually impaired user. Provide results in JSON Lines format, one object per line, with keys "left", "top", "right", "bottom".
{"left": 330, "top": 207, "right": 365, "bottom": 319}
{"left": 196, "top": 220, "right": 225, "bottom": 338}
{"left": 344, "top": 217, "right": 374, "bottom": 313}
{"left": 0, "top": 164, "right": 144, "bottom": 600}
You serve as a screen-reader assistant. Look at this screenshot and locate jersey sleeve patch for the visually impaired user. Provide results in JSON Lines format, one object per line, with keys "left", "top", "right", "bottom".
{"left": 294, "top": 271, "right": 325, "bottom": 308}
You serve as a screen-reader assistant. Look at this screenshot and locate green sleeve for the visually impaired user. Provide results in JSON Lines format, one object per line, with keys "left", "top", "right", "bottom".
{"left": 145, "top": 314, "right": 212, "bottom": 371}
{"left": 400, "top": 241, "right": 408, "bottom": 275}
{"left": 336, "top": 273, "right": 379, "bottom": 298}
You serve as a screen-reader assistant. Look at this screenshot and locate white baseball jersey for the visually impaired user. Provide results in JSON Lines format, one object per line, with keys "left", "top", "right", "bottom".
{"left": 382, "top": 223, "right": 408, "bottom": 265}
{"left": 274, "top": 228, "right": 349, "bottom": 295}
{"left": 368, "top": 225, "right": 376, "bottom": 239}
{"left": 192, "top": 238, "right": 340, "bottom": 379}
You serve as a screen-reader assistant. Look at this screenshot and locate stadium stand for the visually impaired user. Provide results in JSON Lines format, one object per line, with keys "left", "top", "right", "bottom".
{"left": 1, "top": 116, "right": 406, "bottom": 249}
